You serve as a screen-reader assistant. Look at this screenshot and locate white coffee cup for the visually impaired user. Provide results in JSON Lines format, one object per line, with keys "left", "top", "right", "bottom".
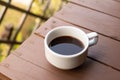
{"left": 44, "top": 26, "right": 98, "bottom": 70}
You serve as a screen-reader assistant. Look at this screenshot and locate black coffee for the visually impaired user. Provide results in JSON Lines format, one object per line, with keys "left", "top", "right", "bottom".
{"left": 49, "top": 36, "right": 84, "bottom": 55}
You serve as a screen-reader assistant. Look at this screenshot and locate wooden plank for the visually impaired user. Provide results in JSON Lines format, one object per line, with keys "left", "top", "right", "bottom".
{"left": 7, "top": 20, "right": 120, "bottom": 80}
{"left": 70, "top": 0, "right": 120, "bottom": 19}
{"left": 35, "top": 17, "right": 120, "bottom": 70}
{"left": 0, "top": 54, "right": 61, "bottom": 80}
{"left": 12, "top": 31, "right": 120, "bottom": 79}
{"left": 54, "top": 3, "right": 120, "bottom": 41}
{"left": 114, "top": 0, "right": 120, "bottom": 2}
{"left": 0, "top": 73, "right": 11, "bottom": 80}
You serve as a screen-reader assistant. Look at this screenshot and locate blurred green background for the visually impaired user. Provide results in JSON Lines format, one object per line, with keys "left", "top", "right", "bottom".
{"left": 0, "top": 0, "right": 68, "bottom": 62}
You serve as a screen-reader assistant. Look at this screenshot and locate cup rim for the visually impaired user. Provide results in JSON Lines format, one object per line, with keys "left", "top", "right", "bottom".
{"left": 44, "top": 26, "right": 89, "bottom": 58}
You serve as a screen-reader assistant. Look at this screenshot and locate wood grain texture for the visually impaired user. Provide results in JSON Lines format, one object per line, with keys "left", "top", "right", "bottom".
{"left": 70, "top": 0, "right": 120, "bottom": 18}
{"left": 1, "top": 1, "right": 120, "bottom": 79}
{"left": 114, "top": 0, "right": 120, "bottom": 2}
{"left": 0, "top": 54, "right": 61, "bottom": 80}
{"left": 54, "top": 3, "right": 120, "bottom": 41}
{"left": 35, "top": 17, "right": 120, "bottom": 70}
{"left": 0, "top": 73, "right": 11, "bottom": 80}
{"left": 13, "top": 34, "right": 120, "bottom": 80}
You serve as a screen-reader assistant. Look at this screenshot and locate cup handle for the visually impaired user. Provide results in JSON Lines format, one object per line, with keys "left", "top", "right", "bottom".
{"left": 87, "top": 32, "right": 98, "bottom": 47}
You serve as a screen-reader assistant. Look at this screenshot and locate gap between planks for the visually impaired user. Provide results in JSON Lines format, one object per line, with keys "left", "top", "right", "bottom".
{"left": 12, "top": 51, "right": 58, "bottom": 76}
{"left": 34, "top": 32, "right": 120, "bottom": 72}
{"left": 69, "top": 0, "right": 120, "bottom": 20}
{"left": 53, "top": 16, "right": 120, "bottom": 43}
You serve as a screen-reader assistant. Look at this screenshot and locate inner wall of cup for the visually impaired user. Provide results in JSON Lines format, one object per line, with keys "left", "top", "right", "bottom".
{"left": 47, "top": 27, "right": 88, "bottom": 48}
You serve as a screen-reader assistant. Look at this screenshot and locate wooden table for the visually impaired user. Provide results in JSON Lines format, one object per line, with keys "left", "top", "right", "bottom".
{"left": 0, "top": 0, "right": 120, "bottom": 80}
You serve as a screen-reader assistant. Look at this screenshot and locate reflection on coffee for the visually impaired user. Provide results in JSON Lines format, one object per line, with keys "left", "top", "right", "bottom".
{"left": 49, "top": 36, "right": 84, "bottom": 55}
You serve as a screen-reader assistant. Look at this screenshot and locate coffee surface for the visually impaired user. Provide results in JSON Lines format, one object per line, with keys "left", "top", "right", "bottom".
{"left": 49, "top": 36, "right": 84, "bottom": 55}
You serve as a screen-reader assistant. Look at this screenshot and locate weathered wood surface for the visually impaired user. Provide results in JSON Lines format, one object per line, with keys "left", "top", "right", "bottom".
{"left": 35, "top": 17, "right": 120, "bottom": 70}
{"left": 54, "top": 3, "right": 120, "bottom": 41}
{"left": 0, "top": 0, "right": 120, "bottom": 79}
{"left": 70, "top": 0, "right": 120, "bottom": 18}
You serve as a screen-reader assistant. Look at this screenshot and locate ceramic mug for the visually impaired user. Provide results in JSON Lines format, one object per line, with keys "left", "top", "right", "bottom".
{"left": 44, "top": 26, "right": 98, "bottom": 70}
